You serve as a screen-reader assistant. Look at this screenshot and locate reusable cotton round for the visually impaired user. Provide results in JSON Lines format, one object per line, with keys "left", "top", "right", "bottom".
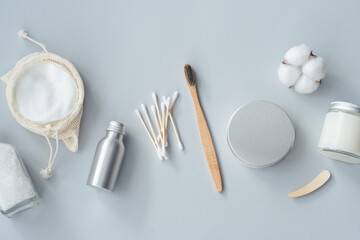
{"left": 15, "top": 61, "right": 77, "bottom": 123}
{"left": 2, "top": 52, "right": 84, "bottom": 154}
{"left": 227, "top": 101, "right": 295, "bottom": 168}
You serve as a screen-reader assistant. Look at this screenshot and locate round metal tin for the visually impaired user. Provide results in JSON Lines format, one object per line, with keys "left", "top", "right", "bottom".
{"left": 227, "top": 101, "right": 295, "bottom": 168}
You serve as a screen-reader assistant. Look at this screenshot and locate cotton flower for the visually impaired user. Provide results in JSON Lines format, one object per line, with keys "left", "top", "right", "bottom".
{"left": 302, "top": 56, "right": 326, "bottom": 81}
{"left": 294, "top": 75, "right": 319, "bottom": 94}
{"left": 284, "top": 44, "right": 311, "bottom": 67}
{"left": 278, "top": 44, "right": 326, "bottom": 94}
{"left": 278, "top": 64, "right": 301, "bottom": 87}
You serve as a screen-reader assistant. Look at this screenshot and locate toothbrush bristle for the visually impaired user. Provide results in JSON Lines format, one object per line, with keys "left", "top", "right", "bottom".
{"left": 183, "top": 64, "right": 195, "bottom": 86}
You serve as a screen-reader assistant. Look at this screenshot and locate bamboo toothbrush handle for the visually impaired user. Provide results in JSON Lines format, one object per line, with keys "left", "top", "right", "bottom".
{"left": 189, "top": 87, "right": 222, "bottom": 193}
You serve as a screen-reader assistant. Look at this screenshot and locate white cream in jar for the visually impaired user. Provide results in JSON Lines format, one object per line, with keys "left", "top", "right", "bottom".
{"left": 318, "top": 101, "right": 360, "bottom": 164}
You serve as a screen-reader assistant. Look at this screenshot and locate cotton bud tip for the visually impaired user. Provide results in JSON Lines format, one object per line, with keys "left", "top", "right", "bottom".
{"left": 178, "top": 141, "right": 184, "bottom": 151}
{"left": 172, "top": 91, "right": 179, "bottom": 102}
{"left": 161, "top": 147, "right": 168, "bottom": 160}
{"left": 157, "top": 149, "right": 164, "bottom": 160}
{"left": 152, "top": 92, "right": 157, "bottom": 101}
{"left": 18, "top": 29, "right": 27, "bottom": 38}
{"left": 135, "top": 109, "right": 141, "bottom": 117}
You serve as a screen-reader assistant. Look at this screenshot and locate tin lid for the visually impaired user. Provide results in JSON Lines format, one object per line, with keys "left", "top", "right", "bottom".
{"left": 227, "top": 101, "right": 295, "bottom": 168}
{"left": 329, "top": 101, "right": 360, "bottom": 114}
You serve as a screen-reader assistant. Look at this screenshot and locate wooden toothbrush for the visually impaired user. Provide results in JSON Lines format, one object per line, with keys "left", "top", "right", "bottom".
{"left": 183, "top": 64, "right": 222, "bottom": 193}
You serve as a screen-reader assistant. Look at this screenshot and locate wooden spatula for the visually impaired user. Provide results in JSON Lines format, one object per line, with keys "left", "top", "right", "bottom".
{"left": 288, "top": 170, "right": 331, "bottom": 198}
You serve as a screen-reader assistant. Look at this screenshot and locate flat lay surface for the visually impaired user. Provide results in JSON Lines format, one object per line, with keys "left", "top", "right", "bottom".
{"left": 1, "top": 0, "right": 360, "bottom": 239}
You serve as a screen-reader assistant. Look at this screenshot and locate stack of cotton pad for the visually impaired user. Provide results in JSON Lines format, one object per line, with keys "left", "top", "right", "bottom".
{"left": 227, "top": 101, "right": 295, "bottom": 168}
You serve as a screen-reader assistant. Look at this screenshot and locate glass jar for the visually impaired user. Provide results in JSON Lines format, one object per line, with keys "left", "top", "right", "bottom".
{"left": 318, "top": 101, "right": 360, "bottom": 164}
{"left": 0, "top": 143, "right": 40, "bottom": 217}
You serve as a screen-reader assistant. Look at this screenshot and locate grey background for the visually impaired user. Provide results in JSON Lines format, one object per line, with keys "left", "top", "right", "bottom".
{"left": 0, "top": 0, "right": 359, "bottom": 239}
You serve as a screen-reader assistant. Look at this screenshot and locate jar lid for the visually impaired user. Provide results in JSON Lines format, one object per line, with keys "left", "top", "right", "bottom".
{"left": 227, "top": 101, "right": 295, "bottom": 168}
{"left": 330, "top": 101, "right": 360, "bottom": 114}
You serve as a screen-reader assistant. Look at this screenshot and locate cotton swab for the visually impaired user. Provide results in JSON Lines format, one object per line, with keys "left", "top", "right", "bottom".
{"left": 138, "top": 91, "right": 183, "bottom": 160}
{"left": 163, "top": 97, "right": 171, "bottom": 145}
{"left": 161, "top": 102, "right": 166, "bottom": 148}
{"left": 152, "top": 92, "right": 162, "bottom": 128}
{"left": 169, "top": 113, "right": 183, "bottom": 150}
{"left": 151, "top": 104, "right": 167, "bottom": 159}
{"left": 162, "top": 94, "right": 183, "bottom": 150}
{"left": 151, "top": 105, "right": 164, "bottom": 146}
{"left": 135, "top": 109, "right": 163, "bottom": 160}
{"left": 141, "top": 104, "right": 159, "bottom": 148}
{"left": 160, "top": 101, "right": 169, "bottom": 159}
{"left": 162, "top": 96, "right": 171, "bottom": 125}
{"left": 170, "top": 91, "right": 179, "bottom": 110}
{"left": 166, "top": 91, "right": 184, "bottom": 150}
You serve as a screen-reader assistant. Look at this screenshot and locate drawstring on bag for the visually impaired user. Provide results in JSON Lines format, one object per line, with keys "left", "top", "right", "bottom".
{"left": 40, "top": 125, "right": 59, "bottom": 179}
{"left": 17, "top": 31, "right": 56, "bottom": 179}
{"left": 18, "top": 30, "right": 48, "bottom": 53}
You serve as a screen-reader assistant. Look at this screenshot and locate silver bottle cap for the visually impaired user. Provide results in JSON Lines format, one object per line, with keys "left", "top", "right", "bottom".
{"left": 107, "top": 121, "right": 126, "bottom": 135}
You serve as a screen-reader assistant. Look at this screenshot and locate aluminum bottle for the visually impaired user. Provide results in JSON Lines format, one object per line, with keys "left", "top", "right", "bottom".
{"left": 87, "top": 121, "right": 126, "bottom": 192}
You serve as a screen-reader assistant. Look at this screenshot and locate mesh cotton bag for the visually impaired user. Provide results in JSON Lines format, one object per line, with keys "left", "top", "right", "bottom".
{"left": 1, "top": 30, "right": 85, "bottom": 179}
